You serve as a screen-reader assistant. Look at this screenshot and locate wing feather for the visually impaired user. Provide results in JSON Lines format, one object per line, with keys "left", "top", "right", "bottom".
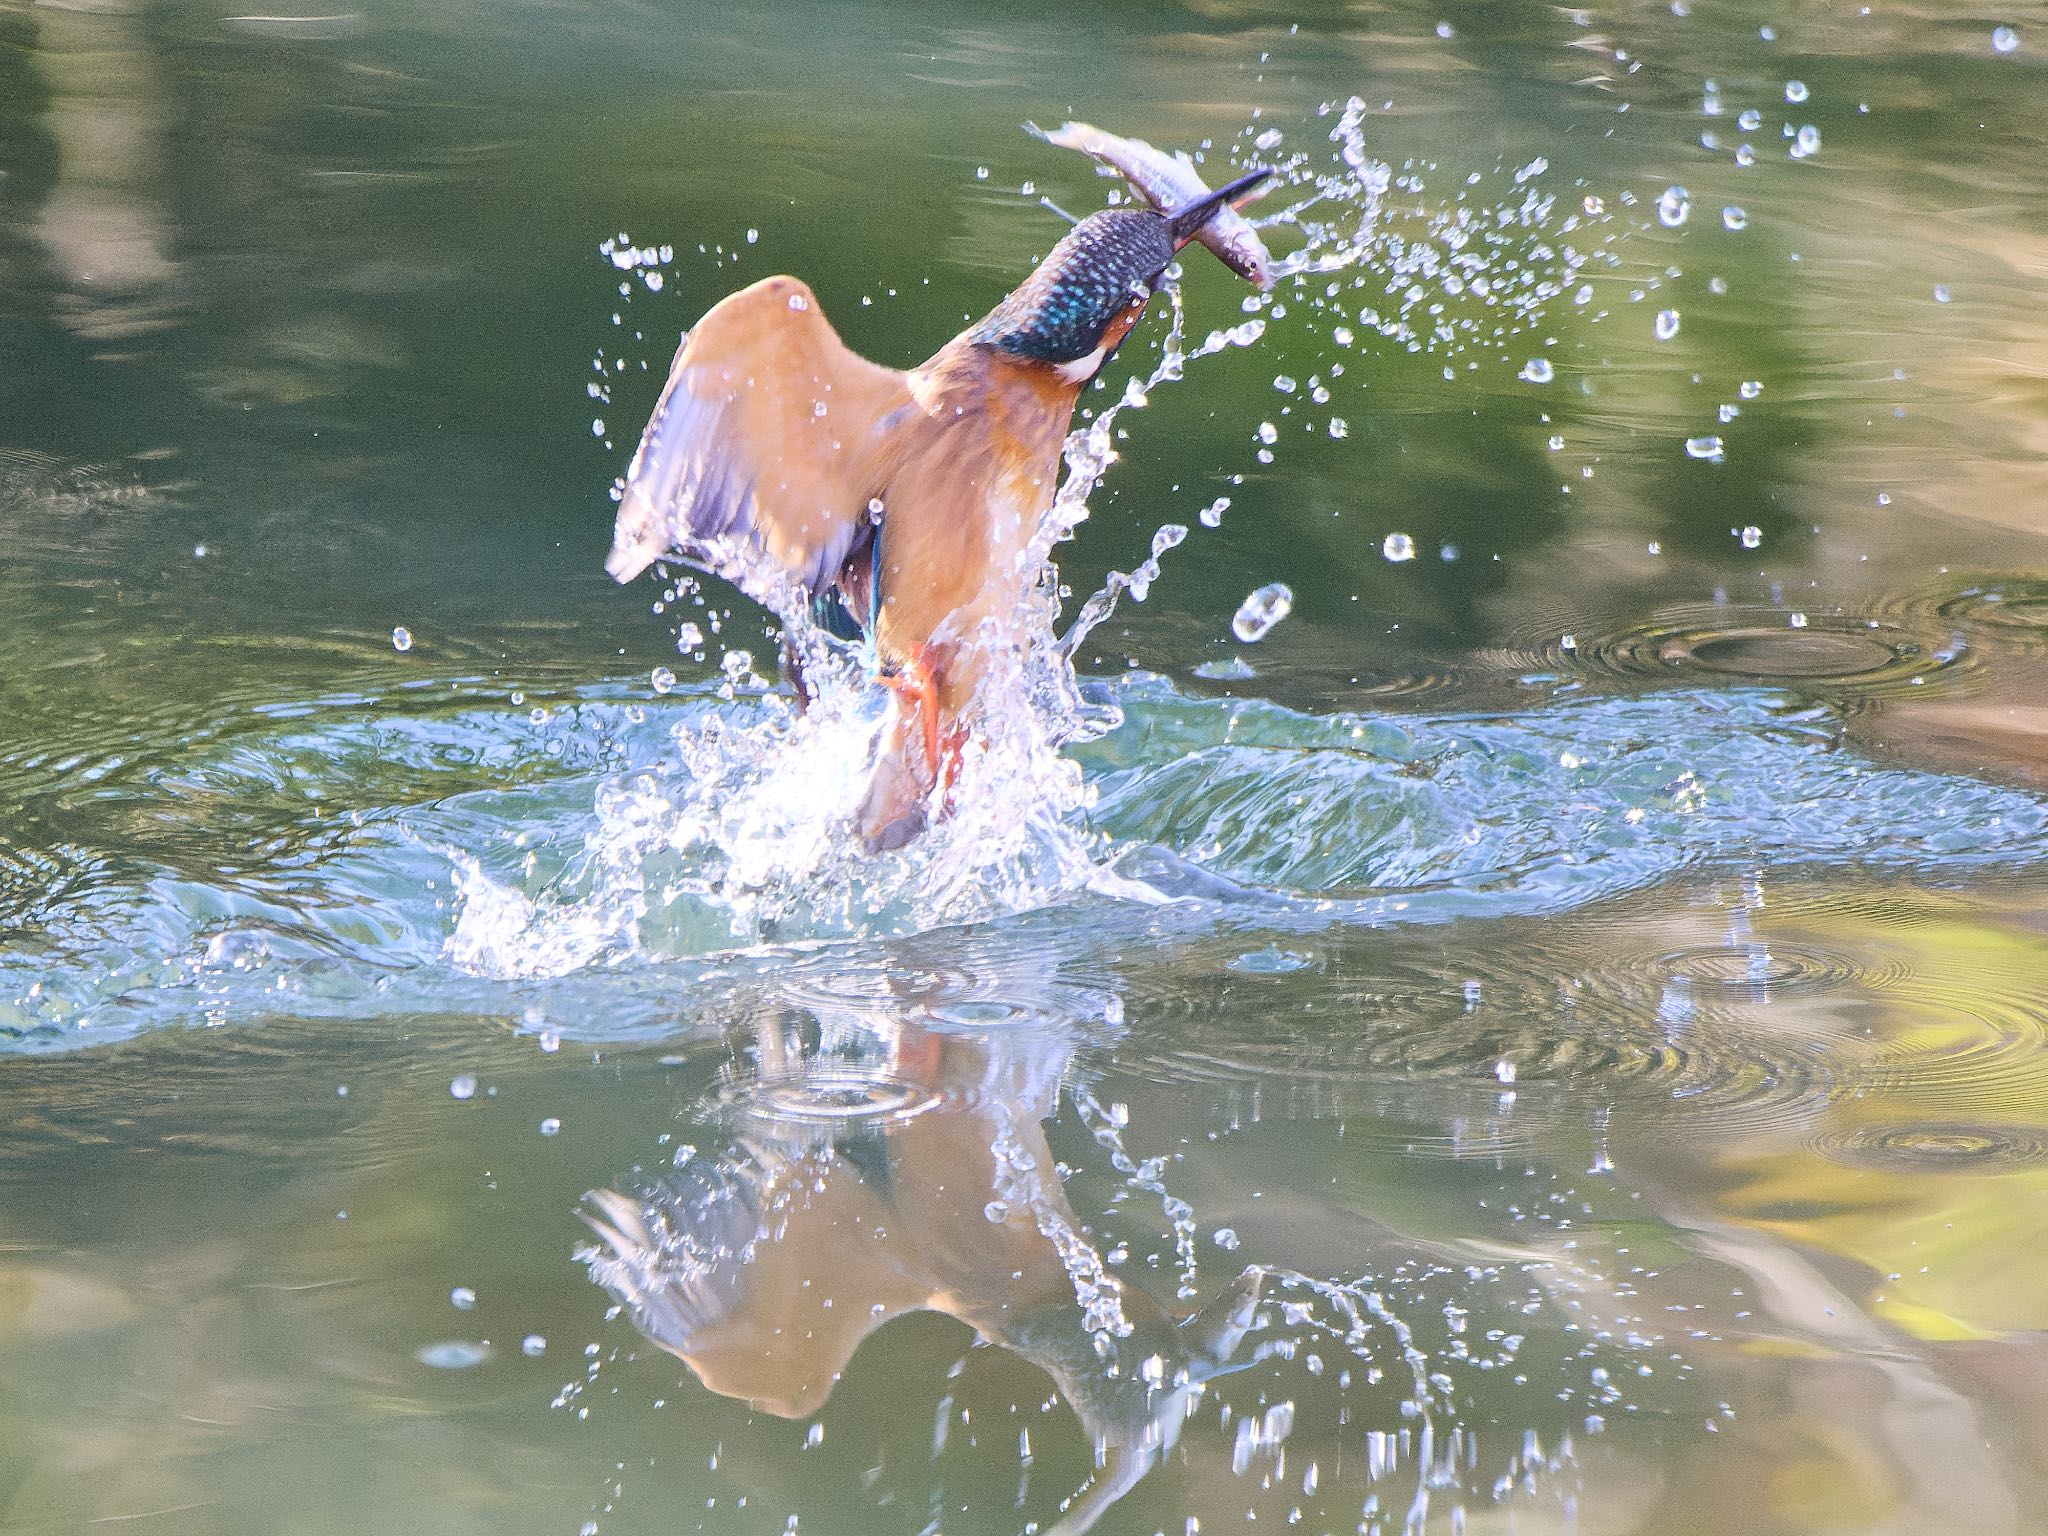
{"left": 605, "top": 275, "right": 914, "bottom": 614}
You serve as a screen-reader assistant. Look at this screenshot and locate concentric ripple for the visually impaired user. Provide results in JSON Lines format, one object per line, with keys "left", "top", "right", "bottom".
{"left": 725, "top": 1068, "right": 942, "bottom": 1126}
{"left": 1651, "top": 940, "right": 1893, "bottom": 995}
{"left": 1112, "top": 918, "right": 1853, "bottom": 1136}
{"left": 1560, "top": 605, "right": 1977, "bottom": 702}
{"left": 1934, "top": 580, "right": 2048, "bottom": 646}
{"left": 1812, "top": 1121, "right": 2048, "bottom": 1174}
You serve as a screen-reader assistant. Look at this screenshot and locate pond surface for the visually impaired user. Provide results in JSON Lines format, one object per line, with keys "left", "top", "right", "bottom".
{"left": 5, "top": 0, "right": 2048, "bottom": 1531}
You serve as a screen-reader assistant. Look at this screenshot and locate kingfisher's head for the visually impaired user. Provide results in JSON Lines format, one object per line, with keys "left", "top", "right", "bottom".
{"left": 969, "top": 167, "right": 1271, "bottom": 384}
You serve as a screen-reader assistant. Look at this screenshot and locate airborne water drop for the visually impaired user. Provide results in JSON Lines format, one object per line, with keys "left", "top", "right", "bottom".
{"left": 1232, "top": 583, "right": 1295, "bottom": 643}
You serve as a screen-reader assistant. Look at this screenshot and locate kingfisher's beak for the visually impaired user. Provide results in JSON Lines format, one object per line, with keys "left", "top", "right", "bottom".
{"left": 1166, "top": 167, "right": 1272, "bottom": 247}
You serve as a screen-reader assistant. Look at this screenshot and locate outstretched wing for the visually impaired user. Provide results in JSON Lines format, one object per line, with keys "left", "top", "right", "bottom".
{"left": 605, "top": 275, "right": 915, "bottom": 612}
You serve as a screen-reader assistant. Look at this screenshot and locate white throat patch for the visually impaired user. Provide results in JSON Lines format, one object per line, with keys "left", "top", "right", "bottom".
{"left": 1054, "top": 343, "right": 1108, "bottom": 384}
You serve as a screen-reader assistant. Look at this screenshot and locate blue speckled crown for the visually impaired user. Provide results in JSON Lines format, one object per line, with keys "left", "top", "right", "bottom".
{"left": 969, "top": 209, "right": 1175, "bottom": 364}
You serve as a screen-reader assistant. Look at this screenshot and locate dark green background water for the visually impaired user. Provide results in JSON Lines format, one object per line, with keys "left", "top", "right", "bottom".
{"left": 5, "top": 1, "right": 2048, "bottom": 1532}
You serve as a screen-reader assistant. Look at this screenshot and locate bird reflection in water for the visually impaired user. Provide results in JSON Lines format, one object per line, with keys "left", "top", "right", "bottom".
{"left": 582, "top": 1005, "right": 1264, "bottom": 1533}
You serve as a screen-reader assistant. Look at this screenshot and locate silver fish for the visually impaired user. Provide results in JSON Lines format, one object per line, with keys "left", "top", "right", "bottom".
{"left": 1029, "top": 119, "right": 1275, "bottom": 288}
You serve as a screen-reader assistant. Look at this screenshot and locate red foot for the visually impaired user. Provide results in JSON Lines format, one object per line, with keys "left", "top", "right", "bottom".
{"left": 939, "top": 727, "right": 968, "bottom": 790}
{"left": 890, "top": 1028, "right": 945, "bottom": 1082}
{"left": 880, "top": 645, "right": 943, "bottom": 779}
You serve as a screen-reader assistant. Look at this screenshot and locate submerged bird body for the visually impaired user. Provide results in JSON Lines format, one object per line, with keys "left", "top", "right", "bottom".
{"left": 608, "top": 173, "right": 1268, "bottom": 849}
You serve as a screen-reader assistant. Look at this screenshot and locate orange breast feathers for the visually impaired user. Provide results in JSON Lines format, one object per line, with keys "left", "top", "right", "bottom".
{"left": 869, "top": 346, "right": 1081, "bottom": 710}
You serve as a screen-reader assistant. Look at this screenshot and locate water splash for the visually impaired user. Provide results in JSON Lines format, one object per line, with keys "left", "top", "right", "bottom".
{"left": 452, "top": 98, "right": 1668, "bottom": 970}
{"left": 9, "top": 107, "right": 2043, "bottom": 1045}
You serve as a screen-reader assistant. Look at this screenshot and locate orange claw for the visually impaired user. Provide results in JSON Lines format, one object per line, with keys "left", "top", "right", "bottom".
{"left": 881, "top": 645, "right": 943, "bottom": 776}
{"left": 937, "top": 724, "right": 969, "bottom": 799}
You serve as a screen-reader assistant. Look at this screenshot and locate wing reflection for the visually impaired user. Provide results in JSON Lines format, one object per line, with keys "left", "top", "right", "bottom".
{"left": 582, "top": 1006, "right": 1263, "bottom": 1534}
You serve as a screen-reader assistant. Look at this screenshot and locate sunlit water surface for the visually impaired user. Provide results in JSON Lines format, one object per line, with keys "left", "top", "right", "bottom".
{"left": 5, "top": 0, "right": 2048, "bottom": 1532}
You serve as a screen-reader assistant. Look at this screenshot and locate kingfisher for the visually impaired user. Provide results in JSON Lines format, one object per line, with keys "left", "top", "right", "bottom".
{"left": 606, "top": 163, "right": 1272, "bottom": 851}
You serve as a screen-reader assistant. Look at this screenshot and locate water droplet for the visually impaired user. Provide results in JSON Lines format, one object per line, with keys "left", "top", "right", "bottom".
{"left": 650, "top": 666, "right": 676, "bottom": 695}
{"left": 591, "top": 417, "right": 606, "bottom": 437}
{"left": 975, "top": 165, "right": 990, "bottom": 181}
{"left": 450, "top": 1074, "right": 477, "bottom": 1101}
{"left": 1722, "top": 206, "right": 1748, "bottom": 230}
{"left": 1735, "top": 143, "right": 1757, "bottom": 167}
{"left": 1435, "top": 20, "right": 1454, "bottom": 38}
{"left": 983, "top": 1199, "right": 1010, "bottom": 1222}
{"left": 1739, "top": 524, "right": 1763, "bottom": 548}
{"left": 1657, "top": 186, "right": 1691, "bottom": 227}
{"left": 1214, "top": 1227, "right": 1242, "bottom": 1250}
{"left": 1382, "top": 532, "right": 1417, "bottom": 562}
{"left": 539, "top": 1029, "right": 561, "bottom": 1054}
{"left": 1327, "top": 416, "right": 1349, "bottom": 439}
{"left": 676, "top": 621, "right": 705, "bottom": 650}
{"left": 787, "top": 292, "right": 809, "bottom": 311}
{"left": 812, "top": 400, "right": 828, "bottom": 417}
{"left": 1877, "top": 491, "right": 1893, "bottom": 506}
{"left": 746, "top": 227, "right": 759, "bottom": 244}
{"left": 1792, "top": 124, "right": 1821, "bottom": 158}
{"left": 417, "top": 1341, "right": 490, "bottom": 1370}
{"left": 540, "top": 1117, "right": 562, "bottom": 1137}
{"left": 1199, "top": 496, "right": 1231, "bottom": 528}
{"left": 1740, "top": 379, "right": 1763, "bottom": 399}
{"left": 1255, "top": 127, "right": 1284, "bottom": 150}
{"left": 1992, "top": 24, "right": 2020, "bottom": 52}
{"left": 1655, "top": 309, "right": 1681, "bottom": 340}
{"left": 1520, "top": 357, "right": 1555, "bottom": 384}
{"left": 1232, "top": 582, "right": 1294, "bottom": 643}
{"left": 1785, "top": 79, "right": 1809, "bottom": 103}
{"left": 1273, "top": 374, "right": 1297, "bottom": 394}
{"left": 451, "top": 1286, "right": 477, "bottom": 1311}
{"left": 1738, "top": 108, "right": 1762, "bottom": 130}
{"left": 1933, "top": 284, "right": 1952, "bottom": 303}
{"left": 1257, "top": 421, "right": 1279, "bottom": 445}
{"left": 641, "top": 271, "right": 663, "bottom": 293}
{"left": 1686, "top": 435, "right": 1727, "bottom": 462}
{"left": 522, "top": 1334, "right": 548, "bottom": 1357}
{"left": 391, "top": 626, "right": 413, "bottom": 653}
{"left": 1789, "top": 612, "right": 1808, "bottom": 629}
